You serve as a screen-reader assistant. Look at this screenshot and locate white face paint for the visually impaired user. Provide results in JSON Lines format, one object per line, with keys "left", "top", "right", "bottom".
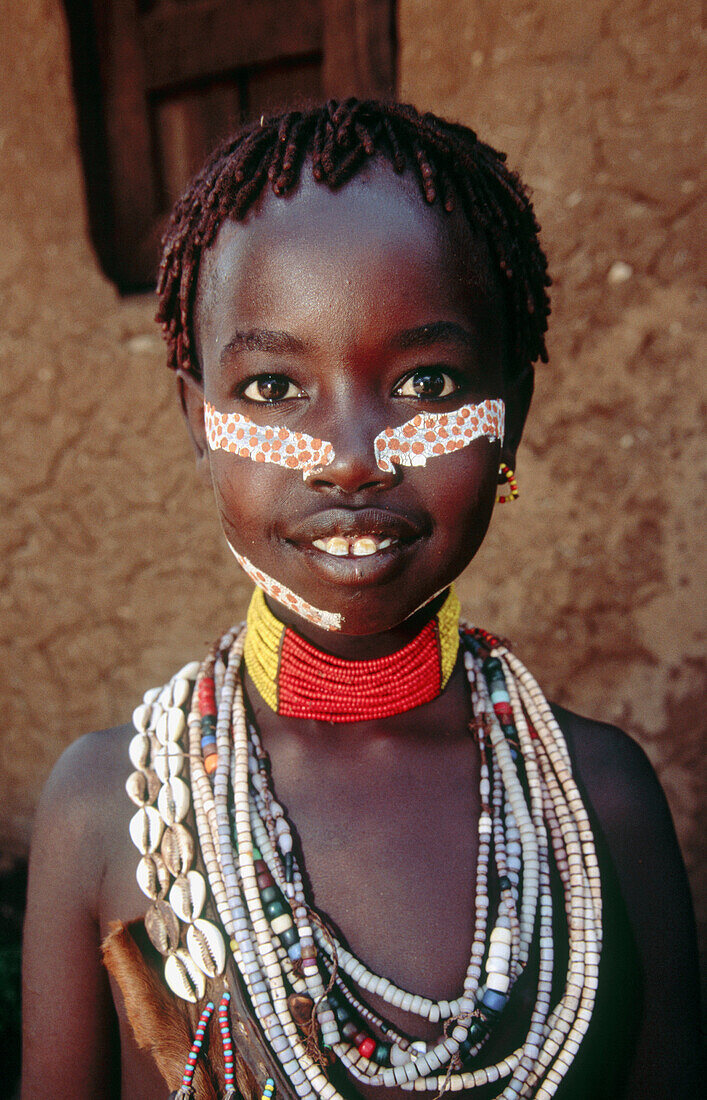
{"left": 205, "top": 402, "right": 334, "bottom": 480}
{"left": 373, "top": 399, "right": 505, "bottom": 472}
{"left": 206, "top": 397, "right": 504, "bottom": 475}
{"left": 227, "top": 543, "right": 343, "bottom": 631}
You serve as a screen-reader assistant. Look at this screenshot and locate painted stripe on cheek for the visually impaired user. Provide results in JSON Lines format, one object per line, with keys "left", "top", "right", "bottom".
{"left": 205, "top": 402, "right": 334, "bottom": 480}
{"left": 374, "top": 399, "right": 505, "bottom": 472}
{"left": 227, "top": 543, "right": 343, "bottom": 632}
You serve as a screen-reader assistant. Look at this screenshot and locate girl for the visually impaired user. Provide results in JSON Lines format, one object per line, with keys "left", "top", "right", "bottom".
{"left": 21, "top": 100, "right": 700, "bottom": 1100}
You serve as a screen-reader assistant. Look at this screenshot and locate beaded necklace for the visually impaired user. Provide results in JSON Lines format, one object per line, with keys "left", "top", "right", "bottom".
{"left": 244, "top": 585, "right": 461, "bottom": 723}
{"left": 127, "top": 595, "right": 602, "bottom": 1100}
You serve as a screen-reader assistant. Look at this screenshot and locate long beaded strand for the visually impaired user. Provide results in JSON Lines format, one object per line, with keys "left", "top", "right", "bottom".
{"left": 137, "top": 608, "right": 603, "bottom": 1099}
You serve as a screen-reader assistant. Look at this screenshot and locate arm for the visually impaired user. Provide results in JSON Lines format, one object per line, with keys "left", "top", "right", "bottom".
{"left": 559, "top": 709, "right": 701, "bottom": 1098}
{"left": 22, "top": 734, "right": 118, "bottom": 1099}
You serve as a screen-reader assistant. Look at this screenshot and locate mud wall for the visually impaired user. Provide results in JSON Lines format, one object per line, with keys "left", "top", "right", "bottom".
{"left": 0, "top": 0, "right": 703, "bottom": 959}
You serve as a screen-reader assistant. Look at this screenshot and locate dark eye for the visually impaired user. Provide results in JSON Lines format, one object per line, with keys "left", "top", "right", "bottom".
{"left": 242, "top": 374, "right": 304, "bottom": 403}
{"left": 394, "top": 368, "right": 457, "bottom": 399}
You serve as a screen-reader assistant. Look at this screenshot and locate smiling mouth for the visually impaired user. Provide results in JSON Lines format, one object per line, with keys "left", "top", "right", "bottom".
{"left": 283, "top": 507, "right": 426, "bottom": 582}
{"left": 312, "top": 534, "right": 396, "bottom": 557}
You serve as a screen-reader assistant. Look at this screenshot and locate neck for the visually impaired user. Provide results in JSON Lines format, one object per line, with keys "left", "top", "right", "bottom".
{"left": 245, "top": 586, "right": 461, "bottom": 723}
{"left": 262, "top": 588, "right": 450, "bottom": 661}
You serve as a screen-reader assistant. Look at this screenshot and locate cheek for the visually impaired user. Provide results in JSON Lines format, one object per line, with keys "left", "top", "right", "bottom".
{"left": 208, "top": 456, "right": 271, "bottom": 540}
{"left": 419, "top": 448, "right": 498, "bottom": 555}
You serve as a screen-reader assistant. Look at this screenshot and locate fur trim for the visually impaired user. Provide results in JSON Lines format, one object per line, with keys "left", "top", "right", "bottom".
{"left": 102, "top": 920, "right": 237, "bottom": 1099}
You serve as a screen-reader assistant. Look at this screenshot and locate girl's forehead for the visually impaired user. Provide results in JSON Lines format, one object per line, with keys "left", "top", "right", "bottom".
{"left": 194, "top": 165, "right": 502, "bottom": 353}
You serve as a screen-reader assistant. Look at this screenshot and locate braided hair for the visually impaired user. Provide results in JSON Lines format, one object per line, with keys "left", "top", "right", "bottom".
{"left": 156, "top": 99, "right": 551, "bottom": 384}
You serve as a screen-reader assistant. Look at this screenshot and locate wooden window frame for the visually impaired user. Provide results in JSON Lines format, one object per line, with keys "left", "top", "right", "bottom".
{"left": 63, "top": 0, "right": 397, "bottom": 291}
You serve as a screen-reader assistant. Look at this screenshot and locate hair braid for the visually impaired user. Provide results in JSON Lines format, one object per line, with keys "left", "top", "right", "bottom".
{"left": 156, "top": 99, "right": 551, "bottom": 381}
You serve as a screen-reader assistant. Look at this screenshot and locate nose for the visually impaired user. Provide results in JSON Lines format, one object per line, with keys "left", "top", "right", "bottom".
{"left": 307, "top": 417, "right": 399, "bottom": 496}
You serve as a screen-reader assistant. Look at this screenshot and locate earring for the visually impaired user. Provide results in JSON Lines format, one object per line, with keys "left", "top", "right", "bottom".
{"left": 496, "top": 462, "right": 519, "bottom": 503}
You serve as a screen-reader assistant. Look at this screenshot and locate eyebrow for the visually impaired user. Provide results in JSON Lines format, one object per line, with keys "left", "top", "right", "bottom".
{"left": 219, "top": 321, "right": 475, "bottom": 366}
{"left": 219, "top": 329, "right": 307, "bottom": 364}
{"left": 392, "top": 322, "right": 476, "bottom": 352}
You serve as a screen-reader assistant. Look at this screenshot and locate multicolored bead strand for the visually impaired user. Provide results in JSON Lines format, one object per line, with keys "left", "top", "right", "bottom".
{"left": 173, "top": 999, "right": 214, "bottom": 1100}
{"left": 218, "top": 991, "right": 238, "bottom": 1099}
{"left": 129, "top": 607, "right": 603, "bottom": 1099}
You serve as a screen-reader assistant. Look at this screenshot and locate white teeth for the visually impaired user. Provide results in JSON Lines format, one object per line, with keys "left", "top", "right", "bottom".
{"left": 324, "top": 536, "right": 350, "bottom": 556}
{"left": 312, "top": 534, "right": 398, "bottom": 557}
{"left": 352, "top": 537, "right": 378, "bottom": 557}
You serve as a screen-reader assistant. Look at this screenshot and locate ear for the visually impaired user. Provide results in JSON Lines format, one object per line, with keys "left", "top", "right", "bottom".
{"left": 176, "top": 369, "right": 211, "bottom": 484}
{"left": 501, "top": 367, "right": 534, "bottom": 473}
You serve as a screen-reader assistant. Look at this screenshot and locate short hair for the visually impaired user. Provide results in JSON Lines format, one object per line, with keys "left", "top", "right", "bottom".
{"left": 156, "top": 98, "right": 551, "bottom": 385}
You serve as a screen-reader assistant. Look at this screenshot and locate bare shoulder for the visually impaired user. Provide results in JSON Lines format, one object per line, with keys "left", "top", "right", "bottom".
{"left": 31, "top": 724, "right": 135, "bottom": 915}
{"left": 23, "top": 726, "right": 136, "bottom": 1098}
{"left": 550, "top": 703, "right": 701, "bottom": 1097}
{"left": 550, "top": 703, "right": 681, "bottom": 853}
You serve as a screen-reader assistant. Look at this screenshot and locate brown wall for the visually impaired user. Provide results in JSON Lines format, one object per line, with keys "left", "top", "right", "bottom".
{"left": 0, "top": 0, "right": 703, "bottom": 960}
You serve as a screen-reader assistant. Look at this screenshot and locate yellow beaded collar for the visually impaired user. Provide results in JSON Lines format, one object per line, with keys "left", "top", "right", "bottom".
{"left": 244, "top": 586, "right": 461, "bottom": 722}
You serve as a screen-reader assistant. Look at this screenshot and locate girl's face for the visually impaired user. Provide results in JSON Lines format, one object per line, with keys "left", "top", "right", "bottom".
{"left": 187, "top": 165, "right": 522, "bottom": 642}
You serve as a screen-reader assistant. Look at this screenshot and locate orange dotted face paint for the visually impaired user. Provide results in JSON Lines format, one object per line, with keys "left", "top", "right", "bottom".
{"left": 206, "top": 398, "right": 503, "bottom": 477}
{"left": 205, "top": 402, "right": 334, "bottom": 480}
{"left": 373, "top": 399, "right": 505, "bottom": 473}
{"left": 227, "top": 544, "right": 343, "bottom": 631}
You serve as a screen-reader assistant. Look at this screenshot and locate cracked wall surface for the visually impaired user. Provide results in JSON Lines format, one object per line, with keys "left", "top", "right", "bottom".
{"left": 1, "top": 0, "right": 704, "bottom": 962}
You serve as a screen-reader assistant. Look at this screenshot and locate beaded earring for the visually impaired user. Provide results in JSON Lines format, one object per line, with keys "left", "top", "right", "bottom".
{"left": 496, "top": 462, "right": 519, "bottom": 503}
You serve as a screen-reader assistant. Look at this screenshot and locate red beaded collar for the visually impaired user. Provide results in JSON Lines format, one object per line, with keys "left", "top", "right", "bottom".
{"left": 243, "top": 586, "right": 461, "bottom": 723}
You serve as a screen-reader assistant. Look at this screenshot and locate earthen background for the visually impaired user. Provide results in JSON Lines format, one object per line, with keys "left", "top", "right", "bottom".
{"left": 0, "top": 0, "right": 704, "bottom": 977}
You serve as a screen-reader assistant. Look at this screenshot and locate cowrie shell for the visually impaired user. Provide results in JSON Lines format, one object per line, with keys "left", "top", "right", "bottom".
{"left": 126, "top": 769, "right": 150, "bottom": 807}
{"left": 129, "top": 806, "right": 164, "bottom": 854}
{"left": 128, "top": 732, "right": 151, "bottom": 770}
{"left": 177, "top": 660, "right": 200, "bottom": 681}
{"left": 157, "top": 684, "right": 172, "bottom": 708}
{"left": 132, "top": 703, "right": 152, "bottom": 732}
{"left": 154, "top": 743, "right": 184, "bottom": 782}
{"left": 165, "top": 948, "right": 206, "bottom": 1003}
{"left": 126, "top": 767, "right": 160, "bottom": 806}
{"left": 136, "top": 853, "right": 170, "bottom": 900}
{"left": 144, "top": 768, "right": 161, "bottom": 803}
{"left": 187, "top": 918, "right": 226, "bottom": 977}
{"left": 155, "top": 707, "right": 186, "bottom": 747}
{"left": 157, "top": 776, "right": 190, "bottom": 826}
{"left": 145, "top": 900, "right": 181, "bottom": 955}
{"left": 169, "top": 870, "right": 206, "bottom": 922}
{"left": 143, "top": 686, "right": 161, "bottom": 706}
{"left": 171, "top": 677, "right": 192, "bottom": 708}
{"left": 161, "top": 823, "right": 194, "bottom": 877}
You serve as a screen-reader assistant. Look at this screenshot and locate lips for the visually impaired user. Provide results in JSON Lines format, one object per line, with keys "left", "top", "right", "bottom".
{"left": 285, "top": 508, "right": 424, "bottom": 546}
{"left": 283, "top": 507, "right": 428, "bottom": 583}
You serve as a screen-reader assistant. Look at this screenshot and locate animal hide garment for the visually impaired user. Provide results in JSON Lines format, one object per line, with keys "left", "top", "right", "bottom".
{"left": 102, "top": 920, "right": 260, "bottom": 1100}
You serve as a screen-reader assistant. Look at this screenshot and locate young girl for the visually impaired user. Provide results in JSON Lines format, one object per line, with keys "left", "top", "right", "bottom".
{"left": 21, "top": 100, "right": 699, "bottom": 1100}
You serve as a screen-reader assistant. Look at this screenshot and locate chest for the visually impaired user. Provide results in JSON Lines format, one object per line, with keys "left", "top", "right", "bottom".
{"left": 264, "top": 727, "right": 484, "bottom": 1006}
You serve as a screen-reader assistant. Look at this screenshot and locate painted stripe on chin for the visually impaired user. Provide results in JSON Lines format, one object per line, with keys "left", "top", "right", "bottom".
{"left": 227, "top": 543, "right": 343, "bottom": 631}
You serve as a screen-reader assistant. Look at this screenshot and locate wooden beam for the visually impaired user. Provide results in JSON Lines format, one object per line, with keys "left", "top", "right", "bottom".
{"left": 92, "top": 0, "right": 162, "bottom": 286}
{"left": 140, "top": 0, "right": 324, "bottom": 92}
{"left": 322, "top": 0, "right": 396, "bottom": 99}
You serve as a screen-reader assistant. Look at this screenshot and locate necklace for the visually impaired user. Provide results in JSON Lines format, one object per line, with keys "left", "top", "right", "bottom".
{"left": 244, "top": 585, "right": 461, "bottom": 722}
{"left": 127, "top": 598, "right": 602, "bottom": 1100}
